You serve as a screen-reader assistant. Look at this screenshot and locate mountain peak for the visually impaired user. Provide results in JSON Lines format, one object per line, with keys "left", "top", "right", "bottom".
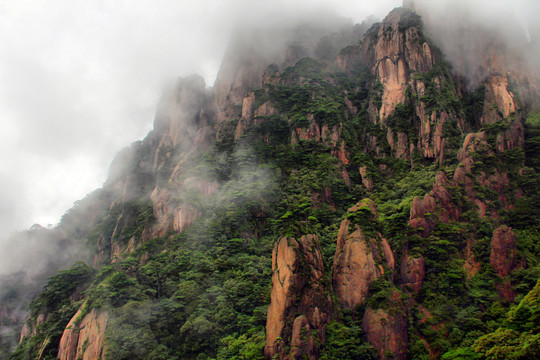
{"left": 403, "top": 0, "right": 416, "bottom": 11}
{"left": 4, "top": 3, "right": 540, "bottom": 360}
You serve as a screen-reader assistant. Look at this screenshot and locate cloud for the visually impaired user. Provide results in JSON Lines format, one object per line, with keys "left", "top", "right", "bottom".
{"left": 0, "top": 0, "right": 401, "bottom": 241}
{"left": 412, "top": 0, "right": 540, "bottom": 87}
{"left": 0, "top": 0, "right": 537, "bottom": 250}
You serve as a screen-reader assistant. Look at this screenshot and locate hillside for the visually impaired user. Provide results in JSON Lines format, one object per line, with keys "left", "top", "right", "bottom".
{"left": 2, "top": 3, "right": 540, "bottom": 360}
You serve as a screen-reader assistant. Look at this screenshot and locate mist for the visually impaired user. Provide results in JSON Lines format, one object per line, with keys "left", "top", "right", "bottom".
{"left": 0, "top": 3, "right": 401, "bottom": 349}
{"left": 412, "top": 0, "right": 540, "bottom": 89}
{"left": 0, "top": 0, "right": 401, "bottom": 242}
{"left": 1, "top": 0, "right": 539, "bottom": 355}
{"left": 0, "top": 0, "right": 536, "bottom": 283}
{"left": 1, "top": 0, "right": 538, "bottom": 244}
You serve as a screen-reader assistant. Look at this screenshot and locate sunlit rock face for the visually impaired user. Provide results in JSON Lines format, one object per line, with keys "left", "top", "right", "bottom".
{"left": 362, "top": 9, "right": 435, "bottom": 120}
{"left": 265, "top": 235, "right": 331, "bottom": 359}
{"left": 58, "top": 306, "right": 109, "bottom": 360}
{"left": 333, "top": 199, "right": 394, "bottom": 309}
{"left": 352, "top": 8, "right": 463, "bottom": 164}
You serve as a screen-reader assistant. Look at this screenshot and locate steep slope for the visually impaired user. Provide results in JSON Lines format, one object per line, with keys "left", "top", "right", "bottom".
{"left": 264, "top": 235, "right": 331, "bottom": 359}
{"left": 4, "top": 3, "right": 540, "bottom": 360}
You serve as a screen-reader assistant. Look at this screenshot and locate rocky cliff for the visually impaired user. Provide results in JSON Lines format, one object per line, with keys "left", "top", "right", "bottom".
{"left": 265, "top": 235, "right": 331, "bottom": 359}
{"left": 58, "top": 306, "right": 108, "bottom": 360}
{"left": 333, "top": 199, "right": 394, "bottom": 309}
{"left": 4, "top": 2, "right": 540, "bottom": 360}
{"left": 352, "top": 8, "right": 463, "bottom": 164}
{"left": 362, "top": 291, "right": 408, "bottom": 360}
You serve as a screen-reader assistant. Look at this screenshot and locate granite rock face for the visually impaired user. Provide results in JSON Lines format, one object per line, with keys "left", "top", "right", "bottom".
{"left": 58, "top": 307, "right": 109, "bottom": 360}
{"left": 333, "top": 199, "right": 395, "bottom": 309}
{"left": 362, "top": 290, "right": 408, "bottom": 360}
{"left": 265, "top": 235, "right": 331, "bottom": 359}
{"left": 490, "top": 226, "right": 524, "bottom": 302}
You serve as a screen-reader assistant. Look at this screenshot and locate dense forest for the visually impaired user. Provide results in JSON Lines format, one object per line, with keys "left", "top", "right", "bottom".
{"left": 1, "top": 4, "right": 539, "bottom": 360}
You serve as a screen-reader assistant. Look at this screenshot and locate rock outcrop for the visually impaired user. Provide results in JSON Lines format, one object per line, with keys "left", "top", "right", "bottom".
{"left": 214, "top": 20, "right": 355, "bottom": 121}
{"left": 85, "top": 74, "right": 217, "bottom": 264}
{"left": 408, "top": 169, "right": 465, "bottom": 239}
{"left": 265, "top": 235, "right": 331, "bottom": 359}
{"left": 481, "top": 75, "right": 518, "bottom": 126}
{"left": 490, "top": 226, "right": 524, "bottom": 302}
{"left": 234, "top": 92, "right": 279, "bottom": 140}
{"left": 408, "top": 195, "right": 436, "bottom": 237}
{"left": 289, "top": 315, "right": 317, "bottom": 360}
{"left": 362, "top": 290, "right": 408, "bottom": 360}
{"left": 58, "top": 306, "right": 109, "bottom": 360}
{"left": 333, "top": 199, "right": 394, "bottom": 309}
{"left": 150, "top": 176, "right": 218, "bottom": 238}
{"left": 357, "top": 7, "right": 463, "bottom": 163}
{"left": 453, "top": 128, "right": 518, "bottom": 219}
{"left": 19, "top": 312, "right": 49, "bottom": 343}
{"left": 359, "top": 166, "right": 374, "bottom": 192}
{"left": 146, "top": 76, "right": 217, "bottom": 239}
{"left": 400, "top": 251, "right": 425, "bottom": 294}
{"left": 361, "top": 8, "right": 435, "bottom": 119}
{"left": 5, "top": 4, "right": 539, "bottom": 360}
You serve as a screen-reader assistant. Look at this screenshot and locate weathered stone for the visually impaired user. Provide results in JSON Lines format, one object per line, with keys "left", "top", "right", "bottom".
{"left": 410, "top": 196, "right": 426, "bottom": 219}
{"left": 265, "top": 235, "right": 330, "bottom": 359}
{"left": 150, "top": 177, "right": 218, "bottom": 238}
{"left": 361, "top": 9, "right": 435, "bottom": 120}
{"left": 422, "top": 193, "right": 437, "bottom": 214}
{"left": 431, "top": 172, "right": 460, "bottom": 222}
{"left": 457, "top": 132, "right": 489, "bottom": 162}
{"left": 265, "top": 237, "right": 297, "bottom": 357}
{"left": 408, "top": 196, "right": 435, "bottom": 236}
{"left": 362, "top": 291, "right": 408, "bottom": 360}
{"left": 359, "top": 166, "right": 374, "bottom": 192}
{"left": 334, "top": 226, "right": 383, "bottom": 309}
{"left": 481, "top": 75, "right": 517, "bottom": 125}
{"left": 58, "top": 306, "right": 109, "bottom": 360}
{"left": 58, "top": 308, "right": 84, "bottom": 360}
{"left": 400, "top": 252, "right": 425, "bottom": 294}
{"left": 254, "top": 101, "right": 279, "bottom": 118}
{"left": 333, "top": 200, "right": 394, "bottom": 309}
{"left": 358, "top": 7, "right": 464, "bottom": 164}
{"left": 381, "top": 237, "right": 396, "bottom": 276}
{"left": 290, "top": 315, "right": 316, "bottom": 360}
{"left": 490, "top": 226, "right": 524, "bottom": 301}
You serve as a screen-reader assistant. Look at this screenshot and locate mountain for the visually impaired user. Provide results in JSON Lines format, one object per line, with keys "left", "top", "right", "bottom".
{"left": 2, "top": 2, "right": 540, "bottom": 359}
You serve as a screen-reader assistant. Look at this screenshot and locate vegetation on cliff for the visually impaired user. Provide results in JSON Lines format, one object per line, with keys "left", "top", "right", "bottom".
{"left": 4, "top": 6, "right": 540, "bottom": 360}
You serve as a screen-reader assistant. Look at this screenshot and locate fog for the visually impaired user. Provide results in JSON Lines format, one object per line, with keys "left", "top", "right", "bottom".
{"left": 0, "top": 2, "right": 401, "bottom": 352}
{"left": 0, "top": 0, "right": 539, "bottom": 354}
{"left": 0, "top": 0, "right": 401, "bottom": 245}
{"left": 0, "top": 0, "right": 537, "bottom": 273}
{"left": 1, "top": 0, "right": 538, "bottom": 246}
{"left": 412, "top": 0, "right": 540, "bottom": 88}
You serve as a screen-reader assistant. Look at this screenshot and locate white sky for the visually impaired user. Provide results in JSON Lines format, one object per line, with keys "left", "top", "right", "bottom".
{"left": 0, "top": 0, "right": 401, "bottom": 240}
